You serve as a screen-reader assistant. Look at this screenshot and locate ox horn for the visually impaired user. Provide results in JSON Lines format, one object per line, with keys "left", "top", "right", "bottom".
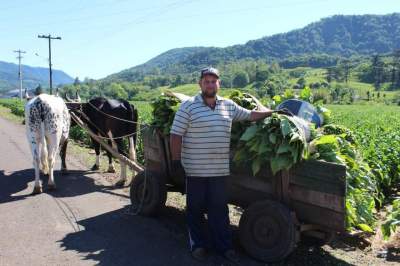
{"left": 75, "top": 91, "right": 81, "bottom": 102}
{"left": 24, "top": 88, "right": 32, "bottom": 100}
{"left": 65, "top": 92, "right": 74, "bottom": 102}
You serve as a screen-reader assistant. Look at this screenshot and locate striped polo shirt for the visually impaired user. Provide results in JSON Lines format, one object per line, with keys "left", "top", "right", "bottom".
{"left": 170, "top": 93, "right": 252, "bottom": 177}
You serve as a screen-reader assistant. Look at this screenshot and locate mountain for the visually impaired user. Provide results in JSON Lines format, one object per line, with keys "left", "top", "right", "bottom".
{"left": 0, "top": 61, "right": 74, "bottom": 93}
{"left": 106, "top": 13, "right": 400, "bottom": 82}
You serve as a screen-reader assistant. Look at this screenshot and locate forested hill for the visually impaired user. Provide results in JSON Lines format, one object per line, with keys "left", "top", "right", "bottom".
{"left": 106, "top": 13, "right": 400, "bottom": 82}
{"left": 0, "top": 61, "right": 74, "bottom": 92}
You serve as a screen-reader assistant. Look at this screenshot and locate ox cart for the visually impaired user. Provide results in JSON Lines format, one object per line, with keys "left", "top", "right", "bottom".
{"left": 130, "top": 125, "right": 347, "bottom": 262}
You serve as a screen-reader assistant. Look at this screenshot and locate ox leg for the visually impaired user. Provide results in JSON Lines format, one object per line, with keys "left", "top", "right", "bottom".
{"left": 29, "top": 134, "right": 42, "bottom": 194}
{"left": 106, "top": 139, "right": 116, "bottom": 173}
{"left": 115, "top": 139, "right": 127, "bottom": 187}
{"left": 91, "top": 137, "right": 101, "bottom": 171}
{"left": 60, "top": 138, "right": 68, "bottom": 173}
{"left": 46, "top": 134, "right": 60, "bottom": 190}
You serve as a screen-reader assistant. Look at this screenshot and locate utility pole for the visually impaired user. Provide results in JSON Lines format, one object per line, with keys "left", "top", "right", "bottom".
{"left": 38, "top": 34, "right": 61, "bottom": 95}
{"left": 13, "top": 49, "right": 26, "bottom": 100}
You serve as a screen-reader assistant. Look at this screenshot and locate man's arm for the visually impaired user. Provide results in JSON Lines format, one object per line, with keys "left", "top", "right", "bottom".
{"left": 249, "top": 110, "right": 273, "bottom": 121}
{"left": 170, "top": 133, "right": 183, "bottom": 160}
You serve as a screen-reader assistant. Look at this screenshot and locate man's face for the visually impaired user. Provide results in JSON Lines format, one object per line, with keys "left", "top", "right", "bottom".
{"left": 199, "top": 74, "right": 220, "bottom": 98}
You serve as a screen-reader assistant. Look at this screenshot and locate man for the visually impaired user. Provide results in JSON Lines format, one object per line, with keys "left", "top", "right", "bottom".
{"left": 170, "top": 67, "right": 272, "bottom": 263}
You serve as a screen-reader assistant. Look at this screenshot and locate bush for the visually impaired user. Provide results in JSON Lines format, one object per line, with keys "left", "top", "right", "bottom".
{"left": 0, "top": 99, "right": 25, "bottom": 117}
{"left": 232, "top": 71, "right": 249, "bottom": 88}
{"left": 313, "top": 89, "right": 332, "bottom": 104}
{"left": 69, "top": 126, "right": 92, "bottom": 146}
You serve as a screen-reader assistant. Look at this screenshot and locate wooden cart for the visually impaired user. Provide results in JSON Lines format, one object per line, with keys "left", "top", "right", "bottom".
{"left": 130, "top": 125, "right": 347, "bottom": 262}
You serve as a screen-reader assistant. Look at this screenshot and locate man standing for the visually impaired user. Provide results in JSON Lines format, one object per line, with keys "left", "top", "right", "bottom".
{"left": 170, "top": 67, "right": 272, "bottom": 263}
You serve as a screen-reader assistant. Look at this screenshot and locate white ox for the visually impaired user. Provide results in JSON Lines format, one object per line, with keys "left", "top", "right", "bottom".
{"left": 25, "top": 93, "right": 70, "bottom": 194}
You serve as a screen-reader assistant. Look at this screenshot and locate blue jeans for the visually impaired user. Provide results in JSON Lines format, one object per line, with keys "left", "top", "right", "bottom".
{"left": 186, "top": 176, "right": 232, "bottom": 253}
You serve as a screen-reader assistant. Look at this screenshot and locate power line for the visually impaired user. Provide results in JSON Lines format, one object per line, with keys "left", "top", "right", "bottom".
{"left": 61, "top": 0, "right": 195, "bottom": 55}
{"left": 38, "top": 34, "right": 61, "bottom": 94}
{"left": 13, "top": 49, "right": 26, "bottom": 100}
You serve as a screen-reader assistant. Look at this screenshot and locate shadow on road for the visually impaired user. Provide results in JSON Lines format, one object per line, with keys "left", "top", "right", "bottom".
{"left": 0, "top": 168, "right": 124, "bottom": 204}
{"left": 0, "top": 168, "right": 374, "bottom": 265}
{"left": 58, "top": 206, "right": 222, "bottom": 266}
{"left": 0, "top": 169, "right": 34, "bottom": 203}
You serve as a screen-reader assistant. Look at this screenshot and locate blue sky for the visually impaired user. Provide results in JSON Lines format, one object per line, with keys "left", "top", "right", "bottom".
{"left": 1, "top": 0, "right": 399, "bottom": 79}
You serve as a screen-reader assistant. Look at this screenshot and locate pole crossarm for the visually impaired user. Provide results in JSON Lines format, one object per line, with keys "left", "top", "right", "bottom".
{"left": 38, "top": 34, "right": 62, "bottom": 94}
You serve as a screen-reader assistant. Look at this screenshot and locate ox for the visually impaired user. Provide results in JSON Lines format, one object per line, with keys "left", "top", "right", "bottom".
{"left": 67, "top": 95, "right": 138, "bottom": 187}
{"left": 25, "top": 93, "right": 70, "bottom": 194}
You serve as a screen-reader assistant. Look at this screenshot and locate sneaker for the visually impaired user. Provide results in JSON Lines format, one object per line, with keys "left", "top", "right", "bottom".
{"left": 191, "top": 247, "right": 208, "bottom": 261}
{"left": 224, "top": 249, "right": 240, "bottom": 264}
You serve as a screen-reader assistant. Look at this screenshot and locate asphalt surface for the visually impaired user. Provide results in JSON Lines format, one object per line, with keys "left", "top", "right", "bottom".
{"left": 0, "top": 116, "right": 264, "bottom": 266}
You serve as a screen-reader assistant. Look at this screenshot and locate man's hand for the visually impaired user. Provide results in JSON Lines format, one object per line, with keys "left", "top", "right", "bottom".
{"left": 171, "top": 160, "right": 186, "bottom": 179}
{"left": 274, "top": 108, "right": 293, "bottom": 116}
{"left": 250, "top": 110, "right": 273, "bottom": 121}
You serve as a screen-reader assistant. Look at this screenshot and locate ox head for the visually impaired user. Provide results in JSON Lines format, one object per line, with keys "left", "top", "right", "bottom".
{"left": 64, "top": 91, "right": 84, "bottom": 122}
{"left": 65, "top": 91, "right": 81, "bottom": 103}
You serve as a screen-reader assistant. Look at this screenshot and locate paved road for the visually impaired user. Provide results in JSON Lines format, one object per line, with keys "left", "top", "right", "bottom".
{"left": 0, "top": 116, "right": 264, "bottom": 266}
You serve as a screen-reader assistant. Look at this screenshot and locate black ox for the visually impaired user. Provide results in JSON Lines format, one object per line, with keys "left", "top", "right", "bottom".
{"left": 66, "top": 95, "right": 138, "bottom": 186}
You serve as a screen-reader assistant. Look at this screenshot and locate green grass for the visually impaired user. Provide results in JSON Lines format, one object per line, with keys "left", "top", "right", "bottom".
{"left": 0, "top": 105, "right": 24, "bottom": 123}
{"left": 0, "top": 98, "right": 25, "bottom": 117}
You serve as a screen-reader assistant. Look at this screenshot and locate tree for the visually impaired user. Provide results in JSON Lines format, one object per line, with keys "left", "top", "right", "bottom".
{"left": 297, "top": 77, "right": 306, "bottom": 89}
{"left": 269, "top": 62, "right": 280, "bottom": 73}
{"left": 394, "top": 49, "right": 400, "bottom": 89}
{"left": 372, "top": 55, "right": 383, "bottom": 90}
{"left": 107, "top": 83, "right": 128, "bottom": 99}
{"left": 341, "top": 59, "right": 351, "bottom": 83}
{"left": 171, "top": 75, "right": 183, "bottom": 88}
{"left": 326, "top": 67, "right": 333, "bottom": 83}
{"left": 255, "top": 68, "right": 269, "bottom": 82}
{"left": 263, "top": 81, "right": 277, "bottom": 97}
{"left": 390, "top": 63, "right": 397, "bottom": 90}
{"left": 232, "top": 71, "right": 249, "bottom": 88}
{"left": 73, "top": 77, "right": 81, "bottom": 86}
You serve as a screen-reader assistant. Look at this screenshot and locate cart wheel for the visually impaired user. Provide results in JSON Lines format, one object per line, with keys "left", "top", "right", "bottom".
{"left": 129, "top": 171, "right": 167, "bottom": 216}
{"left": 239, "top": 200, "right": 297, "bottom": 262}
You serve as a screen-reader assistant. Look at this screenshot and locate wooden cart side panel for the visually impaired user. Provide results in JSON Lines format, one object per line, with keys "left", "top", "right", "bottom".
{"left": 142, "top": 127, "right": 168, "bottom": 174}
{"left": 288, "top": 160, "right": 347, "bottom": 232}
{"left": 292, "top": 201, "right": 346, "bottom": 232}
{"left": 291, "top": 160, "right": 346, "bottom": 193}
{"left": 290, "top": 184, "right": 344, "bottom": 213}
{"left": 227, "top": 173, "right": 275, "bottom": 208}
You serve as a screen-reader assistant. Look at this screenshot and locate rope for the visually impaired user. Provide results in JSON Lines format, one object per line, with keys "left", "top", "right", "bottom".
{"left": 73, "top": 108, "right": 150, "bottom": 140}
{"left": 87, "top": 101, "right": 143, "bottom": 125}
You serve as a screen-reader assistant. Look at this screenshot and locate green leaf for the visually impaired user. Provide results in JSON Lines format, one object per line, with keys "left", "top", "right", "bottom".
{"left": 290, "top": 133, "right": 300, "bottom": 143}
{"left": 269, "top": 133, "right": 277, "bottom": 144}
{"left": 277, "top": 143, "right": 290, "bottom": 154}
{"left": 252, "top": 158, "right": 262, "bottom": 176}
{"left": 314, "top": 135, "right": 338, "bottom": 146}
{"left": 240, "top": 125, "right": 258, "bottom": 141}
{"left": 270, "top": 155, "right": 292, "bottom": 175}
{"left": 358, "top": 223, "right": 374, "bottom": 233}
{"left": 280, "top": 119, "right": 292, "bottom": 137}
{"left": 259, "top": 143, "right": 272, "bottom": 154}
